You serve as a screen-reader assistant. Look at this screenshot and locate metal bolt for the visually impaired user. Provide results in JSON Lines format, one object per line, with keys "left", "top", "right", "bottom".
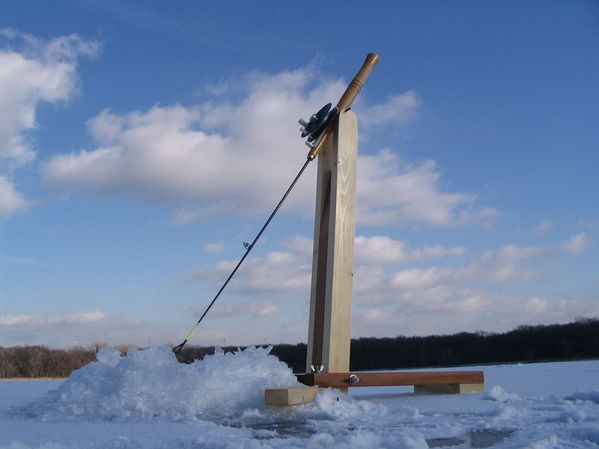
{"left": 348, "top": 374, "right": 361, "bottom": 385}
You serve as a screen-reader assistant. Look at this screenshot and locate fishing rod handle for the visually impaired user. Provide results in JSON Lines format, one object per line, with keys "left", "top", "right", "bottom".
{"left": 337, "top": 52, "right": 380, "bottom": 112}
{"left": 307, "top": 53, "right": 379, "bottom": 160}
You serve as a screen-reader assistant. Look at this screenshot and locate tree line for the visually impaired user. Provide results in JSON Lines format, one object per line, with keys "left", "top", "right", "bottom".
{"left": 178, "top": 318, "right": 599, "bottom": 372}
{"left": 2, "top": 319, "right": 598, "bottom": 378}
{"left": 0, "top": 344, "right": 134, "bottom": 379}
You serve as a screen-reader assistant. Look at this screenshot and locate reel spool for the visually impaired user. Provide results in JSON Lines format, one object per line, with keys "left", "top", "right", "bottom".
{"left": 299, "top": 103, "right": 339, "bottom": 148}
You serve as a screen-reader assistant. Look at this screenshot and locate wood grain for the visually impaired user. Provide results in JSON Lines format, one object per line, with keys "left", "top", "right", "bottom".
{"left": 306, "top": 111, "right": 357, "bottom": 374}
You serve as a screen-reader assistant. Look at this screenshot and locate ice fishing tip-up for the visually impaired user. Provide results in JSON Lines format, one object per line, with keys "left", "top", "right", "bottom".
{"left": 173, "top": 53, "right": 379, "bottom": 356}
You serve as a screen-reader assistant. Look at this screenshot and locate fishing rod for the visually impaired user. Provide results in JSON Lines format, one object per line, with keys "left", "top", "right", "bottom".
{"left": 173, "top": 53, "right": 379, "bottom": 355}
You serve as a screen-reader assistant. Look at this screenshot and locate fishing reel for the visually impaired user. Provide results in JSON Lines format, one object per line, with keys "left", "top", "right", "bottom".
{"left": 299, "top": 103, "right": 338, "bottom": 148}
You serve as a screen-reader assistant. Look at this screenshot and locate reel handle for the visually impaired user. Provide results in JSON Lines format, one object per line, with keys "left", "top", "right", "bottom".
{"left": 307, "top": 53, "right": 380, "bottom": 160}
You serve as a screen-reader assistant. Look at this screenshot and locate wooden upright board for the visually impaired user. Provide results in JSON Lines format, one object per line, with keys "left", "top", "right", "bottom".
{"left": 265, "top": 108, "right": 485, "bottom": 407}
{"left": 306, "top": 110, "right": 358, "bottom": 374}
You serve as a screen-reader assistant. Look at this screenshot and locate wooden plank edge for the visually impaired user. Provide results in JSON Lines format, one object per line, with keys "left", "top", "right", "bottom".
{"left": 414, "top": 383, "right": 486, "bottom": 394}
{"left": 264, "top": 387, "right": 327, "bottom": 406}
{"left": 297, "top": 371, "right": 484, "bottom": 388}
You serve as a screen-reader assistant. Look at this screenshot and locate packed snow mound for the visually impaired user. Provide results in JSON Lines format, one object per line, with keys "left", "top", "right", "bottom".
{"left": 5, "top": 360, "right": 599, "bottom": 449}
{"left": 15, "top": 345, "right": 302, "bottom": 422}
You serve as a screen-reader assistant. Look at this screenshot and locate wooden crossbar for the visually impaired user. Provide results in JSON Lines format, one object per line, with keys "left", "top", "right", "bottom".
{"left": 266, "top": 370, "right": 485, "bottom": 405}
{"left": 297, "top": 371, "right": 484, "bottom": 388}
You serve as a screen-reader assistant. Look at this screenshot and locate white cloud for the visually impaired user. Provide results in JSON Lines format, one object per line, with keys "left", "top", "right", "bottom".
{"left": 0, "top": 310, "right": 106, "bottom": 327}
{"left": 362, "top": 308, "right": 394, "bottom": 322}
{"left": 43, "top": 70, "right": 341, "bottom": 217}
{"left": 204, "top": 241, "right": 224, "bottom": 254}
{"left": 189, "top": 231, "right": 596, "bottom": 341}
{"left": 0, "top": 29, "right": 98, "bottom": 220}
{"left": 559, "top": 232, "right": 591, "bottom": 254}
{"left": 42, "top": 66, "right": 495, "bottom": 228}
{"left": 350, "top": 233, "right": 595, "bottom": 337}
{"left": 351, "top": 291, "right": 599, "bottom": 339}
{"left": 0, "top": 176, "right": 29, "bottom": 217}
{"left": 355, "top": 233, "right": 593, "bottom": 308}
{"left": 5, "top": 238, "right": 585, "bottom": 348}
{"left": 3, "top": 231, "right": 593, "bottom": 346}
{"left": 0, "top": 309, "right": 169, "bottom": 347}
{"left": 355, "top": 235, "right": 464, "bottom": 265}
{"left": 360, "top": 90, "right": 420, "bottom": 127}
{"left": 193, "top": 249, "right": 311, "bottom": 295}
{"left": 191, "top": 232, "right": 591, "bottom": 307}
{"left": 357, "top": 149, "right": 500, "bottom": 226}
{"left": 191, "top": 234, "right": 465, "bottom": 298}
{"left": 44, "top": 104, "right": 312, "bottom": 216}
{"left": 0, "top": 29, "right": 99, "bottom": 170}
{"left": 282, "top": 235, "right": 313, "bottom": 256}
{"left": 390, "top": 266, "right": 456, "bottom": 290}
{"left": 64, "top": 311, "right": 106, "bottom": 323}
{"left": 209, "top": 300, "right": 280, "bottom": 318}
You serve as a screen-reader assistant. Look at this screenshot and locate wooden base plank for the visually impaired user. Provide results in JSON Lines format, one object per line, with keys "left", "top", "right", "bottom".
{"left": 297, "top": 371, "right": 484, "bottom": 388}
{"left": 265, "top": 387, "right": 327, "bottom": 406}
{"left": 266, "top": 371, "right": 485, "bottom": 406}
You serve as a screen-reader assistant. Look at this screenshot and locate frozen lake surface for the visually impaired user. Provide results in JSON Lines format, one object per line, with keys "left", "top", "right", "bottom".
{"left": 1, "top": 346, "right": 598, "bottom": 448}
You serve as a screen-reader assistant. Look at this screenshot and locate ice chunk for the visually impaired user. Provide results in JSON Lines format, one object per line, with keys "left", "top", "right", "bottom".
{"left": 14, "top": 345, "right": 302, "bottom": 422}
{"left": 95, "top": 348, "right": 121, "bottom": 367}
{"left": 488, "top": 385, "right": 520, "bottom": 402}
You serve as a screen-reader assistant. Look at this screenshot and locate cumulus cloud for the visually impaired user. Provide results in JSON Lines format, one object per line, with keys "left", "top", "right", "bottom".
{"left": 192, "top": 232, "right": 591, "bottom": 309}
{"left": 0, "top": 29, "right": 99, "bottom": 170}
{"left": 43, "top": 70, "right": 338, "bottom": 217}
{"left": 193, "top": 248, "right": 312, "bottom": 295}
{"left": 356, "top": 233, "right": 593, "bottom": 308}
{"left": 189, "top": 231, "right": 594, "bottom": 339}
{"left": 357, "top": 149, "right": 500, "bottom": 226}
{"left": 360, "top": 90, "right": 420, "bottom": 127}
{"left": 0, "top": 176, "right": 29, "bottom": 217}
{"left": 42, "top": 66, "right": 495, "bottom": 228}
{"left": 350, "top": 290, "right": 599, "bottom": 339}
{"left": 190, "top": 234, "right": 465, "bottom": 297}
{"left": 0, "top": 29, "right": 98, "bottom": 218}
{"left": 355, "top": 235, "right": 464, "bottom": 265}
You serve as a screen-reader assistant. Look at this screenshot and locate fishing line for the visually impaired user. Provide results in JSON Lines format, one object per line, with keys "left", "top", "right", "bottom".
{"left": 173, "top": 158, "right": 311, "bottom": 355}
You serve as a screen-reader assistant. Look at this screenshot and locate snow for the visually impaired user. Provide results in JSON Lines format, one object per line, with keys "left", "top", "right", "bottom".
{"left": 1, "top": 346, "right": 598, "bottom": 448}
{"left": 12, "top": 346, "right": 300, "bottom": 423}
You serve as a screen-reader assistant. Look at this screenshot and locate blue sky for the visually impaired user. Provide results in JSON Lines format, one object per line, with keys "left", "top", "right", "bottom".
{"left": 1, "top": 1, "right": 598, "bottom": 348}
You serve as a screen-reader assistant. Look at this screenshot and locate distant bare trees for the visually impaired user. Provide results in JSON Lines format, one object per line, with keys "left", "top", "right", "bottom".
{"left": 2, "top": 319, "right": 599, "bottom": 378}
{"left": 0, "top": 344, "right": 135, "bottom": 379}
{"left": 181, "top": 319, "right": 599, "bottom": 373}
